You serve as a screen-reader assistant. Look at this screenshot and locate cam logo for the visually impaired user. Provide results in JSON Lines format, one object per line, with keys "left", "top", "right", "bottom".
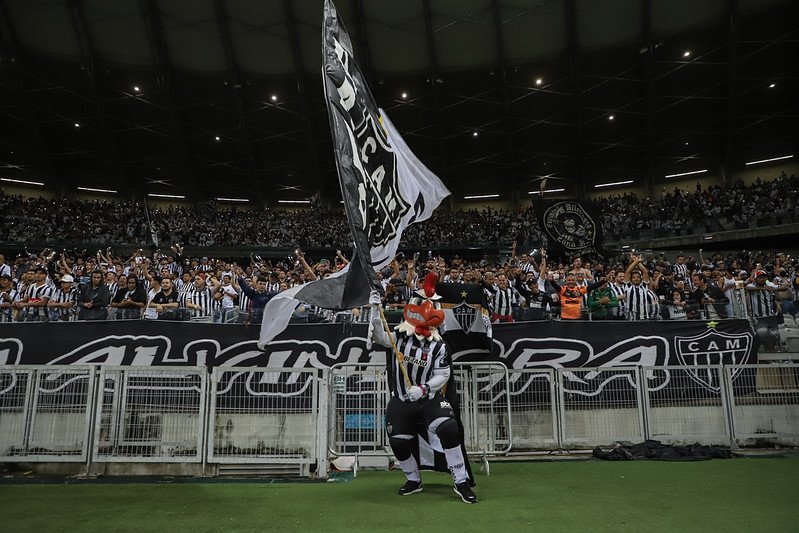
{"left": 543, "top": 201, "right": 596, "bottom": 251}
{"left": 452, "top": 302, "right": 479, "bottom": 334}
{"left": 353, "top": 113, "right": 410, "bottom": 248}
{"left": 440, "top": 400, "right": 451, "bottom": 408}
{"left": 674, "top": 328, "right": 753, "bottom": 392}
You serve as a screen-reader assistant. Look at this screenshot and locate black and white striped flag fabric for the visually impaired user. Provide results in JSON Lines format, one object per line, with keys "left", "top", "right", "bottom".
{"left": 258, "top": 0, "right": 449, "bottom": 349}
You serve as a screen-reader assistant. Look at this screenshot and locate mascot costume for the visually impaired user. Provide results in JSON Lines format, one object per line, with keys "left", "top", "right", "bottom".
{"left": 367, "top": 272, "right": 477, "bottom": 504}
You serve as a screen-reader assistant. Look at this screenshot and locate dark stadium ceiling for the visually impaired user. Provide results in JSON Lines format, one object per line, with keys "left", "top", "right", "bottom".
{"left": 0, "top": 0, "right": 797, "bottom": 204}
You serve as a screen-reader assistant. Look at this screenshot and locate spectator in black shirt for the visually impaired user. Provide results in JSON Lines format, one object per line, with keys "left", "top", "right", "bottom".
{"left": 525, "top": 281, "right": 552, "bottom": 320}
{"left": 111, "top": 277, "right": 147, "bottom": 320}
{"left": 78, "top": 270, "right": 111, "bottom": 321}
{"left": 149, "top": 277, "right": 180, "bottom": 320}
{"left": 687, "top": 273, "right": 729, "bottom": 319}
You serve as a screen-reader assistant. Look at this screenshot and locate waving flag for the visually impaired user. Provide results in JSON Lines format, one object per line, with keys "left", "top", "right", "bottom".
{"left": 258, "top": 0, "right": 449, "bottom": 348}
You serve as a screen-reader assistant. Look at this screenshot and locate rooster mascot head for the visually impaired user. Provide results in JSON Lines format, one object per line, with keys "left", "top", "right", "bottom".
{"left": 397, "top": 271, "right": 445, "bottom": 341}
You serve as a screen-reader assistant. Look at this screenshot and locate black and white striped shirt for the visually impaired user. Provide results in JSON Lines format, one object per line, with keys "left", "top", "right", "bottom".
{"left": 106, "top": 282, "right": 118, "bottom": 297}
{"left": 50, "top": 287, "right": 78, "bottom": 320}
{"left": 182, "top": 286, "right": 215, "bottom": 318}
{"left": 747, "top": 286, "right": 776, "bottom": 318}
{"left": 1, "top": 288, "right": 18, "bottom": 321}
{"left": 174, "top": 278, "right": 190, "bottom": 294}
{"left": 673, "top": 263, "right": 688, "bottom": 279}
{"left": 625, "top": 283, "right": 657, "bottom": 321}
{"left": 0, "top": 263, "right": 11, "bottom": 278}
{"left": 25, "top": 282, "right": 53, "bottom": 318}
{"left": 610, "top": 282, "right": 627, "bottom": 318}
{"left": 390, "top": 335, "right": 450, "bottom": 400}
{"left": 518, "top": 262, "right": 537, "bottom": 276}
{"left": 489, "top": 286, "right": 522, "bottom": 316}
{"left": 266, "top": 281, "right": 281, "bottom": 293}
{"left": 239, "top": 291, "right": 251, "bottom": 312}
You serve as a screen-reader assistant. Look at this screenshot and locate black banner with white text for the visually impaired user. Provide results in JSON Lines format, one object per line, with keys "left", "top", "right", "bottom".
{"left": 0, "top": 319, "right": 756, "bottom": 398}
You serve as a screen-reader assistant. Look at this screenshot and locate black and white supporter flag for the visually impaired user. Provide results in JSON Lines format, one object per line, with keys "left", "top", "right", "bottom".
{"left": 258, "top": 0, "right": 449, "bottom": 348}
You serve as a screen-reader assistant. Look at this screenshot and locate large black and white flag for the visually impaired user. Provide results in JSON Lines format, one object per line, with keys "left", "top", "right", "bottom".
{"left": 258, "top": 0, "right": 449, "bottom": 348}
{"left": 533, "top": 199, "right": 604, "bottom": 255}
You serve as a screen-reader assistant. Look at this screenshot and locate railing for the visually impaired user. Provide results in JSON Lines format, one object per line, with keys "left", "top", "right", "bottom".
{"left": 1, "top": 363, "right": 797, "bottom": 477}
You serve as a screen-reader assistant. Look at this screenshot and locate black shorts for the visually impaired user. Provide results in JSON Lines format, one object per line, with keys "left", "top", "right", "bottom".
{"left": 385, "top": 391, "right": 456, "bottom": 437}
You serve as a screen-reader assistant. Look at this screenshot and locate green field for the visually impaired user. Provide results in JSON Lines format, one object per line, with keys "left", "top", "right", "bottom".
{"left": 2, "top": 458, "right": 798, "bottom": 532}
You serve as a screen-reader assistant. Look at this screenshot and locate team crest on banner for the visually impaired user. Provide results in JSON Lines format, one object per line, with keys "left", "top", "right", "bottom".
{"left": 674, "top": 328, "right": 753, "bottom": 392}
{"left": 542, "top": 201, "right": 596, "bottom": 252}
{"left": 352, "top": 113, "right": 410, "bottom": 248}
{"left": 451, "top": 302, "right": 479, "bottom": 334}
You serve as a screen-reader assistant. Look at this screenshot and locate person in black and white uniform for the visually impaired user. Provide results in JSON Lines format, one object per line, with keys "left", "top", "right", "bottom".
{"left": 47, "top": 274, "right": 79, "bottom": 321}
{"left": 488, "top": 274, "right": 524, "bottom": 323}
{"left": 15, "top": 267, "right": 52, "bottom": 322}
{"left": 367, "top": 273, "right": 477, "bottom": 504}
{"left": 0, "top": 254, "right": 11, "bottom": 279}
{"left": 0, "top": 274, "right": 19, "bottom": 322}
{"left": 181, "top": 274, "right": 221, "bottom": 321}
{"left": 623, "top": 255, "right": 658, "bottom": 321}
{"left": 609, "top": 271, "right": 628, "bottom": 320}
{"left": 746, "top": 271, "right": 782, "bottom": 349}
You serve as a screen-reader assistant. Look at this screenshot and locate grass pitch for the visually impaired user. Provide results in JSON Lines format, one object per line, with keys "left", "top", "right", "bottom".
{"left": 1, "top": 457, "right": 797, "bottom": 532}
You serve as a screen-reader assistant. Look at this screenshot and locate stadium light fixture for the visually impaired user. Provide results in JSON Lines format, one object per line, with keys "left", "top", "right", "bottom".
{"left": 463, "top": 194, "right": 500, "bottom": 200}
{"left": 148, "top": 193, "right": 185, "bottom": 199}
{"left": 594, "top": 180, "right": 634, "bottom": 189}
{"left": 535, "top": 78, "right": 543, "bottom": 86}
{"left": 608, "top": 114, "right": 615, "bottom": 121}
{"left": 472, "top": 131, "right": 479, "bottom": 137}
{"left": 745, "top": 154, "right": 793, "bottom": 166}
{"left": 401, "top": 92, "right": 408, "bottom": 99}
{"left": 74, "top": 122, "right": 81, "bottom": 128}
{"left": 528, "top": 188, "right": 566, "bottom": 195}
{"left": 270, "top": 95, "right": 278, "bottom": 102}
{"left": 77, "top": 186, "right": 117, "bottom": 194}
{"left": 664, "top": 169, "right": 708, "bottom": 178}
{"left": 1, "top": 177, "right": 44, "bottom": 186}
{"left": 768, "top": 83, "right": 776, "bottom": 88}
{"left": 278, "top": 200, "right": 311, "bottom": 204}
{"left": 683, "top": 50, "right": 691, "bottom": 58}
{"left": 214, "top": 135, "right": 221, "bottom": 141}
{"left": 133, "top": 85, "right": 141, "bottom": 92}
{"left": 216, "top": 197, "right": 249, "bottom": 203}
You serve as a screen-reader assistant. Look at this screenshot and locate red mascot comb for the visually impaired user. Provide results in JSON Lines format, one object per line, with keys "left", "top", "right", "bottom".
{"left": 423, "top": 272, "right": 438, "bottom": 298}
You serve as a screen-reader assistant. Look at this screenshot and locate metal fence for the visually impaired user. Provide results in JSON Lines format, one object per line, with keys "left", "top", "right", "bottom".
{"left": 207, "top": 367, "right": 323, "bottom": 472}
{"left": 93, "top": 367, "right": 206, "bottom": 462}
{"left": 0, "top": 366, "right": 95, "bottom": 462}
{"left": 1, "top": 363, "right": 798, "bottom": 475}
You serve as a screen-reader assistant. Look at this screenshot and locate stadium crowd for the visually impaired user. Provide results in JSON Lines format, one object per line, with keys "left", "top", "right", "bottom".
{"left": 0, "top": 243, "right": 796, "bottom": 331}
{"left": 1, "top": 174, "right": 796, "bottom": 247}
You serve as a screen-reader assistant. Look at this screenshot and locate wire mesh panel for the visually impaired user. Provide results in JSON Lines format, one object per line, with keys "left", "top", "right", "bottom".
{"left": 328, "top": 363, "right": 391, "bottom": 457}
{"left": 0, "top": 366, "right": 94, "bottom": 461}
{"left": 0, "top": 367, "right": 35, "bottom": 460}
{"left": 505, "top": 368, "right": 559, "bottom": 450}
{"left": 558, "top": 367, "right": 644, "bottom": 447}
{"left": 642, "top": 366, "right": 731, "bottom": 445}
{"left": 726, "top": 364, "right": 799, "bottom": 443}
{"left": 93, "top": 367, "right": 205, "bottom": 462}
{"left": 452, "top": 362, "right": 512, "bottom": 455}
{"left": 208, "top": 368, "right": 319, "bottom": 465}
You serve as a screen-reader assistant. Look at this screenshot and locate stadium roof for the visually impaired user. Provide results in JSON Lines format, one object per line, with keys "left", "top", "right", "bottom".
{"left": 0, "top": 0, "right": 796, "bottom": 204}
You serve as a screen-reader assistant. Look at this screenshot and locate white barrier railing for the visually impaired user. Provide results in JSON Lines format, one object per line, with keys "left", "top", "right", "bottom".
{"left": 0, "top": 366, "right": 95, "bottom": 462}
{"left": 1, "top": 363, "right": 798, "bottom": 475}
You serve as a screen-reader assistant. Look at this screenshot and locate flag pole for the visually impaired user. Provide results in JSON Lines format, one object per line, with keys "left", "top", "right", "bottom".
{"left": 378, "top": 306, "right": 412, "bottom": 387}
{"left": 322, "top": 0, "right": 411, "bottom": 387}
